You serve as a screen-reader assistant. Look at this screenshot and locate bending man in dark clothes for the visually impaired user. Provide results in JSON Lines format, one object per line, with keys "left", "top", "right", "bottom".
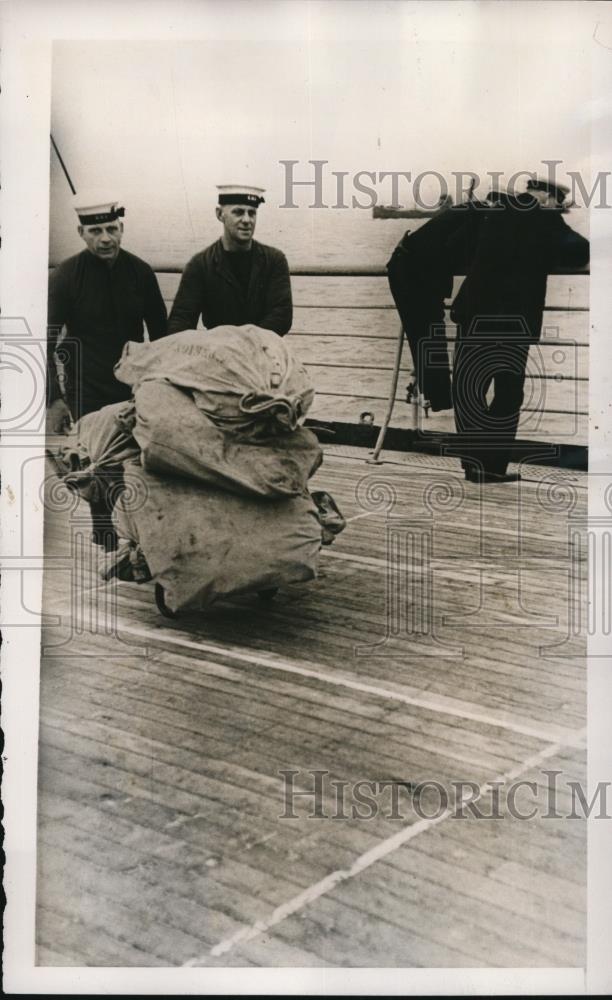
{"left": 448, "top": 179, "right": 589, "bottom": 483}
{"left": 387, "top": 203, "right": 479, "bottom": 412}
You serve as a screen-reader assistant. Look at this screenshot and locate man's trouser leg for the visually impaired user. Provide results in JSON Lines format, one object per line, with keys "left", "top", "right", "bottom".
{"left": 484, "top": 340, "right": 530, "bottom": 476}
{"left": 451, "top": 335, "right": 494, "bottom": 475}
{"left": 89, "top": 470, "right": 123, "bottom": 551}
{"left": 387, "top": 257, "right": 452, "bottom": 412}
{"left": 451, "top": 327, "right": 530, "bottom": 476}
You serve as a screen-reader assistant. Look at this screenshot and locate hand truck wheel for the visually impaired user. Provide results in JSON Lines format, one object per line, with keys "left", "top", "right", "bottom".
{"left": 155, "top": 582, "right": 178, "bottom": 619}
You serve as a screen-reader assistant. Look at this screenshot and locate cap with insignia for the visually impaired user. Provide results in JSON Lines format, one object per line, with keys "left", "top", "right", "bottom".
{"left": 72, "top": 193, "right": 126, "bottom": 226}
{"left": 216, "top": 185, "right": 265, "bottom": 207}
{"left": 526, "top": 178, "right": 570, "bottom": 204}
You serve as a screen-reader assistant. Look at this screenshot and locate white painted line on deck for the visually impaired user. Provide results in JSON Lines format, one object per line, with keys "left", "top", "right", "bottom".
{"left": 344, "top": 510, "right": 381, "bottom": 524}
{"left": 182, "top": 736, "right": 584, "bottom": 963}
{"left": 116, "top": 618, "right": 586, "bottom": 748}
{"left": 321, "top": 547, "right": 493, "bottom": 585}
{"left": 322, "top": 548, "right": 394, "bottom": 571}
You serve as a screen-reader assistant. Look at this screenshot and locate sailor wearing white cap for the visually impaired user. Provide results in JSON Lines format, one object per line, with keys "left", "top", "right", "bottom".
{"left": 167, "top": 185, "right": 292, "bottom": 336}
{"left": 47, "top": 193, "right": 167, "bottom": 418}
{"left": 47, "top": 192, "right": 168, "bottom": 547}
{"left": 71, "top": 193, "right": 126, "bottom": 263}
{"left": 73, "top": 194, "right": 126, "bottom": 225}
{"left": 216, "top": 184, "right": 266, "bottom": 209}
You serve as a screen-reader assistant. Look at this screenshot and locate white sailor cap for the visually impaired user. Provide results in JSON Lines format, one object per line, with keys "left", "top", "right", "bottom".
{"left": 72, "top": 193, "right": 125, "bottom": 225}
{"left": 217, "top": 185, "right": 265, "bottom": 207}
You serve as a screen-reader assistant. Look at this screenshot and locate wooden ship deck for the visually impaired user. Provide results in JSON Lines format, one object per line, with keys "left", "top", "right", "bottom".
{"left": 36, "top": 266, "right": 588, "bottom": 968}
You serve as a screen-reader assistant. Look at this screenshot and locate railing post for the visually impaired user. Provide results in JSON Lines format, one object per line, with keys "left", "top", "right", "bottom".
{"left": 367, "top": 322, "right": 405, "bottom": 464}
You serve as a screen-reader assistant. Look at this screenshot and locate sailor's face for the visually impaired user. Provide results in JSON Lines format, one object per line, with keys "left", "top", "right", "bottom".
{"left": 79, "top": 220, "right": 123, "bottom": 261}
{"left": 217, "top": 204, "right": 258, "bottom": 245}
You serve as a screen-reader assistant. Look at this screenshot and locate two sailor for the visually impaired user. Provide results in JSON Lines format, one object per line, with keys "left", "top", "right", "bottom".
{"left": 47, "top": 184, "right": 291, "bottom": 430}
{"left": 47, "top": 184, "right": 291, "bottom": 548}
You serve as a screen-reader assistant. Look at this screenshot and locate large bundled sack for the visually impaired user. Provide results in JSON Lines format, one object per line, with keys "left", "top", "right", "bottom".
{"left": 114, "top": 463, "right": 322, "bottom": 612}
{"left": 114, "top": 325, "right": 314, "bottom": 434}
{"left": 54, "top": 400, "right": 139, "bottom": 503}
{"left": 133, "top": 380, "right": 322, "bottom": 498}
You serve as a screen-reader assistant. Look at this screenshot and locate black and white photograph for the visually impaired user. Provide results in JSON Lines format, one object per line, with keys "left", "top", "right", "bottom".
{"left": 2, "top": 0, "right": 612, "bottom": 993}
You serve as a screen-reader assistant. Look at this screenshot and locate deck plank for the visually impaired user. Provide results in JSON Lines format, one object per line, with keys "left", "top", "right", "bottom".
{"left": 36, "top": 450, "right": 587, "bottom": 967}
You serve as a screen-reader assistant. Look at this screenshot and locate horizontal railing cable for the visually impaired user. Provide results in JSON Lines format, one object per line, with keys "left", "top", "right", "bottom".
{"left": 45, "top": 261, "right": 589, "bottom": 436}
{"left": 289, "top": 332, "right": 589, "bottom": 347}
{"left": 312, "top": 389, "right": 587, "bottom": 417}
{"left": 151, "top": 265, "right": 589, "bottom": 411}
{"left": 301, "top": 361, "right": 587, "bottom": 380}
{"left": 160, "top": 298, "right": 589, "bottom": 314}
{"left": 145, "top": 263, "right": 589, "bottom": 278}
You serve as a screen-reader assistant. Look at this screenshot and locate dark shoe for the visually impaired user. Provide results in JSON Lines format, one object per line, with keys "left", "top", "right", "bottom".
{"left": 466, "top": 470, "right": 521, "bottom": 484}
{"left": 311, "top": 490, "right": 346, "bottom": 546}
{"left": 100, "top": 541, "right": 152, "bottom": 583}
{"left": 155, "top": 583, "right": 179, "bottom": 619}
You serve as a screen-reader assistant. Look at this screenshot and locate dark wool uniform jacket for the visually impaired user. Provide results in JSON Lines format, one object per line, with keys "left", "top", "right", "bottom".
{"left": 387, "top": 204, "right": 478, "bottom": 410}
{"left": 167, "top": 239, "right": 292, "bottom": 336}
{"left": 47, "top": 248, "right": 167, "bottom": 418}
{"left": 449, "top": 197, "right": 590, "bottom": 340}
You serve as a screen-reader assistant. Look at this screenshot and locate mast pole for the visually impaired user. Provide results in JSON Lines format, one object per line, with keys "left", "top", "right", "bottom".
{"left": 50, "top": 134, "right": 77, "bottom": 195}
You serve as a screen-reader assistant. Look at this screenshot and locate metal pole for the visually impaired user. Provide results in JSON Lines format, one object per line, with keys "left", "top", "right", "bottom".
{"left": 48, "top": 134, "right": 77, "bottom": 429}
{"left": 412, "top": 386, "right": 420, "bottom": 429}
{"left": 50, "top": 133, "right": 77, "bottom": 195}
{"left": 367, "top": 322, "right": 405, "bottom": 464}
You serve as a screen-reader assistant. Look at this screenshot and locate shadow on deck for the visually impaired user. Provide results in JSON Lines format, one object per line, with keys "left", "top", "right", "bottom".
{"left": 36, "top": 447, "right": 587, "bottom": 968}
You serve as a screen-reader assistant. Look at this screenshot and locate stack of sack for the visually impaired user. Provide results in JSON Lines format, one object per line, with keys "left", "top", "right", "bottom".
{"left": 57, "top": 325, "right": 345, "bottom": 613}
{"left": 52, "top": 399, "right": 140, "bottom": 503}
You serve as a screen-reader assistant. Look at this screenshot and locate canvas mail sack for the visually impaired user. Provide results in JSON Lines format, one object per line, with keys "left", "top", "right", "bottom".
{"left": 114, "top": 325, "right": 314, "bottom": 433}
{"left": 55, "top": 400, "right": 139, "bottom": 503}
{"left": 133, "top": 380, "right": 322, "bottom": 498}
{"left": 114, "top": 463, "right": 323, "bottom": 612}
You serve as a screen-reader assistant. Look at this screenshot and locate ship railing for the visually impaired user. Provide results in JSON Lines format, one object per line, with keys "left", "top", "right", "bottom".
{"left": 153, "top": 263, "right": 589, "bottom": 462}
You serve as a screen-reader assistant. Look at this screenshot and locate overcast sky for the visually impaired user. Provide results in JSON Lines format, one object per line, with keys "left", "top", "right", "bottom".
{"left": 49, "top": 1, "right": 595, "bottom": 259}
